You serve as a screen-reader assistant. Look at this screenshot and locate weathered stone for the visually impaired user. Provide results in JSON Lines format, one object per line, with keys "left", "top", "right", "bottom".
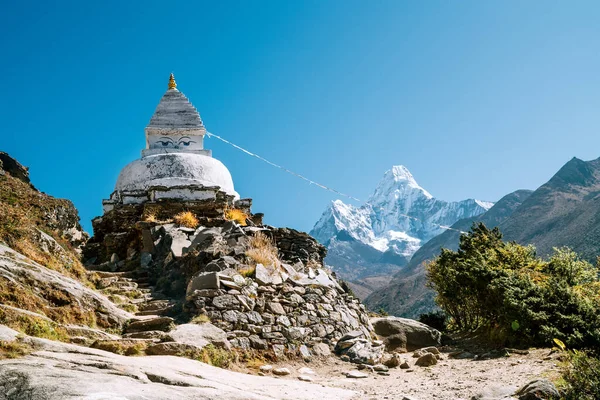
{"left": 515, "top": 379, "right": 559, "bottom": 400}
{"left": 345, "top": 370, "right": 368, "bottom": 379}
{"left": 299, "top": 345, "right": 312, "bottom": 359}
{"left": 187, "top": 272, "right": 220, "bottom": 295}
{"left": 415, "top": 353, "right": 437, "bottom": 367}
{"left": 371, "top": 317, "right": 442, "bottom": 352}
{"left": 311, "top": 343, "right": 331, "bottom": 357}
{"left": 167, "top": 323, "right": 231, "bottom": 350}
{"left": 170, "top": 229, "right": 191, "bottom": 257}
{"left": 245, "top": 311, "right": 263, "bottom": 325}
{"left": 212, "top": 294, "right": 240, "bottom": 309}
{"left": 267, "top": 302, "right": 286, "bottom": 315}
{"left": 249, "top": 335, "right": 268, "bottom": 350}
{"left": 298, "top": 375, "right": 313, "bottom": 382}
{"left": 273, "top": 367, "right": 291, "bottom": 376}
{"left": 126, "top": 317, "right": 175, "bottom": 333}
{"left": 146, "top": 342, "right": 199, "bottom": 356}
{"left": 259, "top": 364, "right": 273, "bottom": 373}
{"left": 255, "top": 264, "right": 273, "bottom": 286}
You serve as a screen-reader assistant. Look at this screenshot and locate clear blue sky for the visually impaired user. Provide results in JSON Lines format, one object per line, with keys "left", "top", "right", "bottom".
{"left": 1, "top": 1, "right": 599, "bottom": 234}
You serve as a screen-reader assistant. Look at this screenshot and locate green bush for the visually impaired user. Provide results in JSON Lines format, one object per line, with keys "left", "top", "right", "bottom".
{"left": 561, "top": 350, "right": 600, "bottom": 400}
{"left": 426, "top": 223, "right": 600, "bottom": 349}
{"left": 418, "top": 311, "right": 448, "bottom": 332}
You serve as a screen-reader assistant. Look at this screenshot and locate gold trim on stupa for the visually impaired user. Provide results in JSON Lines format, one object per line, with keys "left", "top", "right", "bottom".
{"left": 168, "top": 73, "right": 177, "bottom": 90}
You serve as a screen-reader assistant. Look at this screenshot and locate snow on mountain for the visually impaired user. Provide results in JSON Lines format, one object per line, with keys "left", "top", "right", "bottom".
{"left": 310, "top": 165, "right": 493, "bottom": 282}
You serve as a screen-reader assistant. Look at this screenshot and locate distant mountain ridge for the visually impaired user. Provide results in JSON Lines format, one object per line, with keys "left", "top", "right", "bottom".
{"left": 310, "top": 165, "right": 493, "bottom": 289}
{"left": 366, "top": 156, "right": 600, "bottom": 318}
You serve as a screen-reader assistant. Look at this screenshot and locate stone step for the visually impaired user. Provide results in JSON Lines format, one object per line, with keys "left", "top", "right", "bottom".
{"left": 126, "top": 316, "right": 175, "bottom": 334}
{"left": 89, "top": 270, "right": 135, "bottom": 279}
{"left": 135, "top": 307, "right": 171, "bottom": 316}
{"left": 138, "top": 300, "right": 172, "bottom": 312}
{"left": 122, "top": 330, "right": 171, "bottom": 340}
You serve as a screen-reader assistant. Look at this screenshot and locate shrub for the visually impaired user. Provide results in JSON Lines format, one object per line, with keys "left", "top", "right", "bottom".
{"left": 224, "top": 208, "right": 248, "bottom": 226}
{"left": 561, "top": 350, "right": 600, "bottom": 400}
{"left": 427, "top": 223, "right": 600, "bottom": 349}
{"left": 245, "top": 232, "right": 279, "bottom": 267}
{"left": 191, "top": 314, "right": 210, "bottom": 324}
{"left": 173, "top": 211, "right": 199, "bottom": 229}
{"left": 419, "top": 311, "right": 449, "bottom": 332}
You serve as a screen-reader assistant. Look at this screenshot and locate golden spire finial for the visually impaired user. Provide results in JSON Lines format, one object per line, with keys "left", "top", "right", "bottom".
{"left": 168, "top": 73, "right": 177, "bottom": 90}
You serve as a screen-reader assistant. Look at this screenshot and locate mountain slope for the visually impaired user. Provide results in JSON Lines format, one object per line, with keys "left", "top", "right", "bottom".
{"left": 499, "top": 157, "right": 600, "bottom": 261}
{"left": 366, "top": 156, "right": 600, "bottom": 318}
{"left": 363, "top": 189, "right": 532, "bottom": 317}
{"left": 311, "top": 165, "right": 492, "bottom": 286}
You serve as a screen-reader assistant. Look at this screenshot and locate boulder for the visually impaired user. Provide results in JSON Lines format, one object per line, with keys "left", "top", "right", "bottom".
{"left": 169, "top": 229, "right": 191, "bottom": 257}
{"left": 515, "top": 379, "right": 559, "bottom": 400}
{"left": 371, "top": 317, "right": 441, "bottom": 352}
{"left": 186, "top": 272, "right": 220, "bottom": 295}
{"left": 0, "top": 338, "right": 357, "bottom": 399}
{"left": 126, "top": 317, "right": 175, "bottom": 333}
{"left": 415, "top": 353, "right": 437, "bottom": 367}
{"left": 166, "top": 323, "right": 231, "bottom": 350}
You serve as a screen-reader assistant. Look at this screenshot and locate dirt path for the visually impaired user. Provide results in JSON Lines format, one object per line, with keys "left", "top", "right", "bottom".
{"left": 260, "top": 348, "right": 560, "bottom": 400}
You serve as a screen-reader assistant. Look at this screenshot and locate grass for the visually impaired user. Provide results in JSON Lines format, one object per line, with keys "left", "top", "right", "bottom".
{"left": 191, "top": 314, "right": 211, "bottom": 324}
{"left": 196, "top": 344, "right": 238, "bottom": 368}
{"left": 245, "top": 232, "right": 280, "bottom": 267}
{"left": 224, "top": 208, "right": 248, "bottom": 226}
{"left": 92, "top": 340, "right": 148, "bottom": 356}
{"left": 0, "top": 307, "right": 69, "bottom": 342}
{"left": 173, "top": 211, "right": 199, "bottom": 229}
{"left": 238, "top": 265, "right": 256, "bottom": 278}
{"left": 0, "top": 340, "right": 34, "bottom": 359}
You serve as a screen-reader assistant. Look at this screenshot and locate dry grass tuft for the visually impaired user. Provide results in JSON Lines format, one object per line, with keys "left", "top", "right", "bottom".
{"left": 173, "top": 211, "right": 199, "bottom": 229}
{"left": 191, "top": 314, "right": 210, "bottom": 324}
{"left": 238, "top": 265, "right": 256, "bottom": 278}
{"left": 0, "top": 340, "right": 34, "bottom": 360}
{"left": 92, "top": 340, "right": 148, "bottom": 356}
{"left": 245, "top": 232, "right": 280, "bottom": 267}
{"left": 224, "top": 208, "right": 248, "bottom": 226}
{"left": 0, "top": 307, "right": 69, "bottom": 342}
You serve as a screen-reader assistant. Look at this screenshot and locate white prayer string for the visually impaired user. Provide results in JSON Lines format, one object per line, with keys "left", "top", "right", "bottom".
{"left": 206, "top": 131, "right": 468, "bottom": 234}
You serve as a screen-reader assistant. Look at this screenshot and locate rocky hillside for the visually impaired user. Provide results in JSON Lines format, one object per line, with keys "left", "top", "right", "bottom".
{"left": 311, "top": 165, "right": 492, "bottom": 298}
{"left": 363, "top": 190, "right": 532, "bottom": 318}
{"left": 499, "top": 156, "right": 600, "bottom": 261}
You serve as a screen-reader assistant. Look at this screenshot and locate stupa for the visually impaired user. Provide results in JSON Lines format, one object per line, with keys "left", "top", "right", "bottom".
{"left": 102, "top": 74, "right": 239, "bottom": 213}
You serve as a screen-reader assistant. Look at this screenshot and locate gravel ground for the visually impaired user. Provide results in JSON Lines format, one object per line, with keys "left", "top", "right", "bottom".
{"left": 257, "top": 347, "right": 561, "bottom": 400}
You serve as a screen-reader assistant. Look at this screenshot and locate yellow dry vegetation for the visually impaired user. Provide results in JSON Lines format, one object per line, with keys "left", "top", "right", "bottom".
{"left": 224, "top": 208, "right": 248, "bottom": 226}
{"left": 245, "top": 232, "right": 280, "bottom": 268}
{"left": 173, "top": 211, "right": 200, "bottom": 228}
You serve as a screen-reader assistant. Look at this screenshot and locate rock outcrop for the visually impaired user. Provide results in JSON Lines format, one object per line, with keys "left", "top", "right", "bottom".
{"left": 0, "top": 332, "right": 356, "bottom": 400}
{"left": 371, "top": 316, "right": 442, "bottom": 352}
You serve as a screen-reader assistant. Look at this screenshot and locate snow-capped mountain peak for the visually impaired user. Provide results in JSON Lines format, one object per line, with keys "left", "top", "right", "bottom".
{"left": 310, "top": 165, "right": 494, "bottom": 281}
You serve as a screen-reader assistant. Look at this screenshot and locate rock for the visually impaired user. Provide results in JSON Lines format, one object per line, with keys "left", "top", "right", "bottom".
{"left": 126, "top": 317, "right": 175, "bottom": 333}
{"left": 267, "top": 302, "right": 286, "bottom": 315}
{"left": 371, "top": 317, "right": 442, "bottom": 352}
{"left": 259, "top": 365, "right": 273, "bottom": 373}
{"left": 344, "top": 340, "right": 384, "bottom": 365}
{"left": 187, "top": 271, "right": 220, "bottom": 295}
{"left": 400, "top": 360, "right": 410, "bottom": 369}
{"left": 0, "top": 245, "right": 131, "bottom": 328}
{"left": 166, "top": 323, "right": 231, "bottom": 350}
{"left": 145, "top": 342, "right": 199, "bottom": 356}
{"left": 382, "top": 353, "right": 402, "bottom": 368}
{"left": 299, "top": 345, "right": 312, "bottom": 359}
{"left": 0, "top": 338, "right": 357, "bottom": 399}
{"left": 415, "top": 353, "right": 437, "bottom": 367}
{"left": 338, "top": 330, "right": 365, "bottom": 342}
{"left": 169, "top": 229, "right": 191, "bottom": 257}
{"left": 255, "top": 263, "right": 276, "bottom": 286}
{"left": 249, "top": 334, "right": 268, "bottom": 350}
{"left": 345, "top": 370, "right": 369, "bottom": 379}
{"left": 515, "top": 379, "right": 559, "bottom": 400}
{"left": 212, "top": 294, "right": 240, "bottom": 309}
{"left": 311, "top": 343, "right": 331, "bottom": 357}
{"left": 373, "top": 364, "right": 389, "bottom": 372}
{"left": 471, "top": 384, "right": 518, "bottom": 400}
{"left": 273, "top": 367, "right": 291, "bottom": 376}
{"left": 0, "top": 325, "right": 19, "bottom": 342}
{"left": 298, "top": 375, "right": 313, "bottom": 382}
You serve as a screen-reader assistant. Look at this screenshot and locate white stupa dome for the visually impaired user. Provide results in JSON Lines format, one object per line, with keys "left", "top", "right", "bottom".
{"left": 115, "top": 152, "right": 238, "bottom": 198}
